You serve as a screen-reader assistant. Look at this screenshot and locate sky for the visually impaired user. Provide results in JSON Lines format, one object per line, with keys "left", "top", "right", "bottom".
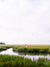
{"left": 0, "top": 0, "right": 50, "bottom": 44}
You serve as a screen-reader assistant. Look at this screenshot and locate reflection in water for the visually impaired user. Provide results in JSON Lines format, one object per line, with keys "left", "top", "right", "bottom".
{"left": 0, "top": 48, "right": 18, "bottom": 55}
{"left": 0, "top": 48, "right": 50, "bottom": 61}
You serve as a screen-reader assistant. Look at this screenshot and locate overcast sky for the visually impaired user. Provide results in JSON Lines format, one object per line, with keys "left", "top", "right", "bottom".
{"left": 0, "top": 0, "right": 50, "bottom": 44}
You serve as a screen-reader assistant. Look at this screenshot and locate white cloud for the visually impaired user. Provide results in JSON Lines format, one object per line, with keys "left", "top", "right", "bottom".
{"left": 0, "top": 0, "right": 50, "bottom": 44}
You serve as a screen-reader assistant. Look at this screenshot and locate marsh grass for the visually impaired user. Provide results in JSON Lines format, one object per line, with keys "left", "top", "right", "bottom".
{"left": 0, "top": 45, "right": 50, "bottom": 54}
{"left": 0, "top": 45, "right": 50, "bottom": 67}
{"left": 0, "top": 55, "right": 50, "bottom": 67}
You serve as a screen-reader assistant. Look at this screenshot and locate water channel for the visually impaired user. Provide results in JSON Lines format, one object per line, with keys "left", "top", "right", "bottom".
{"left": 0, "top": 48, "right": 50, "bottom": 61}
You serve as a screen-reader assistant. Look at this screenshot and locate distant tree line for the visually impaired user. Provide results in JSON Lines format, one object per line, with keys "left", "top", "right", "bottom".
{"left": 0, "top": 42, "right": 5, "bottom": 45}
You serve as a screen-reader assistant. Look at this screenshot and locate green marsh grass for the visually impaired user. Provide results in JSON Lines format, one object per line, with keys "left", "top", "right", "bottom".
{"left": 0, "top": 55, "right": 50, "bottom": 67}
{"left": 0, "top": 45, "right": 50, "bottom": 54}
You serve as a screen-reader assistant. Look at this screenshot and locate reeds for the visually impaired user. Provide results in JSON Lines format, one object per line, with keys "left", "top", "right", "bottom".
{"left": 13, "top": 48, "right": 50, "bottom": 54}
{"left": 0, "top": 45, "right": 50, "bottom": 54}
{"left": 0, "top": 55, "right": 50, "bottom": 67}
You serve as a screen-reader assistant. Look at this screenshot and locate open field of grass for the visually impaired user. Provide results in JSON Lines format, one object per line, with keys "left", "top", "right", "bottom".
{"left": 7, "top": 44, "right": 50, "bottom": 47}
{"left": 0, "top": 44, "right": 50, "bottom": 48}
{"left": 0, "top": 55, "right": 50, "bottom": 67}
{"left": 0, "top": 44, "right": 50, "bottom": 54}
{"left": 0, "top": 45, "right": 50, "bottom": 67}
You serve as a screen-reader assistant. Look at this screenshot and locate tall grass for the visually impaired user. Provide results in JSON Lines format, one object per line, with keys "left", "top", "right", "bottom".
{"left": 0, "top": 45, "right": 13, "bottom": 51}
{"left": 0, "top": 55, "right": 50, "bottom": 67}
{"left": 13, "top": 47, "right": 50, "bottom": 54}
{"left": 0, "top": 45, "right": 50, "bottom": 54}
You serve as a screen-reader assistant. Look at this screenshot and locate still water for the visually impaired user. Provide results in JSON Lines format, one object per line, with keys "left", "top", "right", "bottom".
{"left": 0, "top": 48, "right": 50, "bottom": 61}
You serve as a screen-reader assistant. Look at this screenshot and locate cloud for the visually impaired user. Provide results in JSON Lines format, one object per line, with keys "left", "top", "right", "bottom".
{"left": 0, "top": 0, "right": 50, "bottom": 44}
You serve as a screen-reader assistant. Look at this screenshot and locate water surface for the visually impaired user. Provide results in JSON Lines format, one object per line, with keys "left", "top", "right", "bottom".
{"left": 0, "top": 48, "right": 50, "bottom": 61}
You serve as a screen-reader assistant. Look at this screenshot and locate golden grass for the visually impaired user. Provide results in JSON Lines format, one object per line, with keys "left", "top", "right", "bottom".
{"left": 0, "top": 44, "right": 50, "bottom": 49}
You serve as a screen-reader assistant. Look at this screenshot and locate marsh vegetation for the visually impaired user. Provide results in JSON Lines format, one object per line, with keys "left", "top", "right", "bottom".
{"left": 0, "top": 45, "right": 50, "bottom": 54}
{"left": 0, "top": 45, "right": 50, "bottom": 67}
{"left": 0, "top": 55, "right": 50, "bottom": 67}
